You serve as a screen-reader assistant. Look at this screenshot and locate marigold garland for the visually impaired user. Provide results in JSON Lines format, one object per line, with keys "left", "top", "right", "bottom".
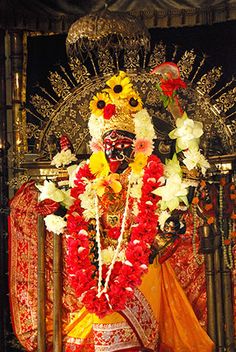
{"left": 66, "top": 154, "right": 163, "bottom": 318}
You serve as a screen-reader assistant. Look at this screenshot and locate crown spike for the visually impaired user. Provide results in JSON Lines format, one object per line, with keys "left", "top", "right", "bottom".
{"left": 196, "top": 67, "right": 222, "bottom": 95}
{"left": 68, "top": 57, "right": 91, "bottom": 85}
{"left": 25, "top": 107, "right": 45, "bottom": 123}
{"left": 59, "top": 65, "right": 76, "bottom": 87}
{"left": 226, "top": 110, "right": 236, "bottom": 120}
{"left": 48, "top": 71, "right": 71, "bottom": 98}
{"left": 172, "top": 44, "right": 178, "bottom": 61}
{"left": 88, "top": 52, "right": 98, "bottom": 76}
{"left": 38, "top": 86, "right": 58, "bottom": 103}
{"left": 213, "top": 87, "right": 236, "bottom": 113}
{"left": 177, "top": 49, "right": 196, "bottom": 80}
{"left": 30, "top": 94, "right": 54, "bottom": 118}
{"left": 148, "top": 42, "right": 166, "bottom": 69}
{"left": 190, "top": 55, "right": 207, "bottom": 83}
{"left": 210, "top": 77, "right": 235, "bottom": 99}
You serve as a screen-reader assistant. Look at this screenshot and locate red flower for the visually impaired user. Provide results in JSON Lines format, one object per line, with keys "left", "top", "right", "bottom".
{"left": 67, "top": 199, "right": 83, "bottom": 215}
{"left": 36, "top": 198, "right": 59, "bottom": 216}
{"left": 70, "top": 185, "right": 85, "bottom": 199}
{"left": 109, "top": 284, "right": 127, "bottom": 310}
{"left": 107, "top": 227, "right": 120, "bottom": 240}
{"left": 75, "top": 163, "right": 94, "bottom": 181}
{"left": 126, "top": 243, "right": 149, "bottom": 265}
{"left": 103, "top": 104, "right": 116, "bottom": 119}
{"left": 67, "top": 214, "right": 86, "bottom": 233}
{"left": 160, "top": 77, "right": 186, "bottom": 97}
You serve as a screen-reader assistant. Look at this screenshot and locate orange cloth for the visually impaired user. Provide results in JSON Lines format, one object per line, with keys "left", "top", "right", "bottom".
{"left": 64, "top": 260, "right": 214, "bottom": 352}
{"left": 159, "top": 261, "right": 214, "bottom": 351}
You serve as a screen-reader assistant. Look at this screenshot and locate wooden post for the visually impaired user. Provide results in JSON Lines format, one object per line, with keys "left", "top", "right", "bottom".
{"left": 0, "top": 28, "right": 8, "bottom": 352}
{"left": 200, "top": 224, "right": 217, "bottom": 345}
{"left": 213, "top": 227, "right": 225, "bottom": 352}
{"left": 221, "top": 230, "right": 234, "bottom": 352}
{"left": 10, "top": 31, "right": 27, "bottom": 169}
{"left": 222, "top": 260, "right": 234, "bottom": 352}
{"left": 53, "top": 233, "right": 62, "bottom": 352}
{"left": 37, "top": 215, "right": 46, "bottom": 352}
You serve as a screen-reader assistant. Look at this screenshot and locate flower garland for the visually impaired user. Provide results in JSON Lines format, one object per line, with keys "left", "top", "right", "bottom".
{"left": 66, "top": 154, "right": 163, "bottom": 318}
{"left": 151, "top": 63, "right": 210, "bottom": 214}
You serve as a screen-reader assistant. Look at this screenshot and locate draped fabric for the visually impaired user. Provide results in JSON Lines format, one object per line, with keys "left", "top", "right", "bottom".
{"left": 1, "top": 0, "right": 236, "bottom": 32}
{"left": 64, "top": 262, "right": 213, "bottom": 351}
{"left": 8, "top": 181, "right": 82, "bottom": 351}
{"left": 169, "top": 215, "right": 208, "bottom": 329}
{"left": 8, "top": 181, "right": 212, "bottom": 351}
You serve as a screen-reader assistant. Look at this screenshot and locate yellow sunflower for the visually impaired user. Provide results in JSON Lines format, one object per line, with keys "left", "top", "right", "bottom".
{"left": 105, "top": 71, "right": 133, "bottom": 101}
{"left": 89, "top": 151, "right": 110, "bottom": 177}
{"left": 129, "top": 152, "right": 148, "bottom": 174}
{"left": 90, "top": 92, "right": 110, "bottom": 116}
{"left": 127, "top": 91, "right": 143, "bottom": 112}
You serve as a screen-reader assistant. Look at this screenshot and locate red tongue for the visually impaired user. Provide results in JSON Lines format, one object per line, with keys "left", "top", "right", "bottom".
{"left": 109, "top": 160, "right": 120, "bottom": 173}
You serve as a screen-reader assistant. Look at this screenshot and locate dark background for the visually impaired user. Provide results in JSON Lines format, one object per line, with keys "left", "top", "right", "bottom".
{"left": 27, "top": 20, "right": 236, "bottom": 91}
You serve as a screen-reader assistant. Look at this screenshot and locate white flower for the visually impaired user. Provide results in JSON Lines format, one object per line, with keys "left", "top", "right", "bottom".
{"left": 61, "top": 189, "right": 74, "bottom": 209}
{"left": 101, "top": 247, "right": 126, "bottom": 264}
{"left": 153, "top": 174, "right": 189, "bottom": 211}
{"left": 44, "top": 214, "right": 67, "bottom": 235}
{"left": 169, "top": 112, "right": 203, "bottom": 152}
{"left": 164, "top": 153, "right": 182, "bottom": 177}
{"left": 83, "top": 208, "right": 96, "bottom": 221}
{"left": 133, "top": 109, "right": 156, "bottom": 141}
{"left": 79, "top": 182, "right": 97, "bottom": 220}
{"left": 67, "top": 164, "right": 80, "bottom": 187}
{"left": 158, "top": 210, "right": 171, "bottom": 230}
{"left": 183, "top": 147, "right": 210, "bottom": 175}
{"left": 88, "top": 114, "right": 104, "bottom": 139}
{"left": 130, "top": 173, "right": 143, "bottom": 200}
{"left": 51, "top": 149, "right": 77, "bottom": 168}
{"left": 36, "top": 180, "right": 65, "bottom": 202}
{"left": 132, "top": 202, "right": 139, "bottom": 217}
{"left": 198, "top": 154, "right": 210, "bottom": 175}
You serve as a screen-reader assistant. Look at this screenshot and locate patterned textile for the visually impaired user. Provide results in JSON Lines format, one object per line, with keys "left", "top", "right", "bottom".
{"left": 9, "top": 181, "right": 209, "bottom": 351}
{"left": 169, "top": 214, "right": 207, "bottom": 329}
{"left": 63, "top": 261, "right": 213, "bottom": 351}
{"left": 9, "top": 181, "right": 81, "bottom": 351}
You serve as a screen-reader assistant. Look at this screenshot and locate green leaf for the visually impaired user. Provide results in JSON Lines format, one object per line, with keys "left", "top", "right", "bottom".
{"left": 156, "top": 83, "right": 162, "bottom": 92}
{"left": 163, "top": 97, "right": 170, "bottom": 108}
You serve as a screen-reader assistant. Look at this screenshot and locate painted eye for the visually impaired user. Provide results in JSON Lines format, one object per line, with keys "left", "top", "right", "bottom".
{"left": 116, "top": 143, "right": 131, "bottom": 150}
{"left": 104, "top": 143, "right": 112, "bottom": 150}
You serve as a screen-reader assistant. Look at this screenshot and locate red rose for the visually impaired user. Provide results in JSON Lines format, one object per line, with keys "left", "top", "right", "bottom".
{"left": 126, "top": 243, "right": 149, "bottom": 265}
{"left": 67, "top": 214, "right": 86, "bottom": 233}
{"left": 107, "top": 227, "right": 120, "bottom": 240}
{"left": 36, "top": 198, "right": 59, "bottom": 216}
{"left": 103, "top": 104, "right": 116, "bottom": 119}
{"left": 75, "top": 163, "right": 94, "bottom": 180}
{"left": 70, "top": 183, "right": 86, "bottom": 199}
{"left": 160, "top": 77, "right": 186, "bottom": 97}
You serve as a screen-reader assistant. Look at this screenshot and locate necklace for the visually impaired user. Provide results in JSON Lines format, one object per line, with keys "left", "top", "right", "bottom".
{"left": 96, "top": 173, "right": 132, "bottom": 298}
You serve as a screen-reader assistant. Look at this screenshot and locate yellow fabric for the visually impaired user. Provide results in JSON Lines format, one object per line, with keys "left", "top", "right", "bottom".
{"left": 159, "top": 261, "right": 214, "bottom": 351}
{"left": 65, "top": 260, "right": 214, "bottom": 351}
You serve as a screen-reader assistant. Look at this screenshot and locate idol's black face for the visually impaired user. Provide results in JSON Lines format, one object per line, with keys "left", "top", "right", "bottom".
{"left": 103, "top": 130, "right": 135, "bottom": 174}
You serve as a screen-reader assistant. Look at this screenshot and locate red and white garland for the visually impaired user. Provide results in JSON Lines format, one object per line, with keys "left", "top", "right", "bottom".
{"left": 66, "top": 155, "right": 163, "bottom": 318}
